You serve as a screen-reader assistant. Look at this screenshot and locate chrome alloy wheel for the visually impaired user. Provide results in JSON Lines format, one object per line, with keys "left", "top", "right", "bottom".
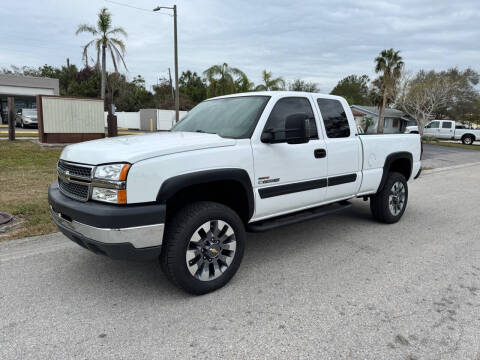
{"left": 185, "top": 220, "right": 237, "bottom": 281}
{"left": 388, "top": 181, "right": 406, "bottom": 216}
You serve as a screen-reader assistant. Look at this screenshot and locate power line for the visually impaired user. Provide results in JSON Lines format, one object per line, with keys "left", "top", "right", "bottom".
{"left": 104, "top": 0, "right": 172, "bottom": 16}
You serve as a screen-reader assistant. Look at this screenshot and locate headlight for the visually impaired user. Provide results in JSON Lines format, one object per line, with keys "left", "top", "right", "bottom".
{"left": 94, "top": 163, "right": 130, "bottom": 181}
{"left": 92, "top": 187, "right": 127, "bottom": 204}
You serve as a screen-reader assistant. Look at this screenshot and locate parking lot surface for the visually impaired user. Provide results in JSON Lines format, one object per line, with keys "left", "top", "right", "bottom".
{"left": 422, "top": 143, "right": 480, "bottom": 169}
{"left": 1, "top": 165, "right": 480, "bottom": 359}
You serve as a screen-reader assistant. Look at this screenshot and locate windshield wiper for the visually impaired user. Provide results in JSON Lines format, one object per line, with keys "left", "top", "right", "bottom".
{"left": 195, "top": 130, "right": 217, "bottom": 135}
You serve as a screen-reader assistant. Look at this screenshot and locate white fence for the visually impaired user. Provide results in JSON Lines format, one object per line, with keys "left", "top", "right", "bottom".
{"left": 104, "top": 110, "right": 187, "bottom": 130}
{"left": 104, "top": 111, "right": 140, "bottom": 129}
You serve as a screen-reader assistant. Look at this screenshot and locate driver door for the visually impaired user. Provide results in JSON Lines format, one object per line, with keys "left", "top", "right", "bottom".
{"left": 251, "top": 96, "right": 328, "bottom": 220}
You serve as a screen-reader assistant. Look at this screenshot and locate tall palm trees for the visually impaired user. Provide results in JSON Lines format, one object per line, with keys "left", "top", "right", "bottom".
{"left": 374, "top": 49, "right": 404, "bottom": 133}
{"left": 76, "top": 8, "right": 127, "bottom": 101}
{"left": 203, "top": 63, "right": 248, "bottom": 97}
{"left": 255, "top": 70, "right": 285, "bottom": 91}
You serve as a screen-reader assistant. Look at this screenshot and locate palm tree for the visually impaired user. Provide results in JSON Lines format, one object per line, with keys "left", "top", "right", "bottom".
{"left": 255, "top": 70, "right": 285, "bottom": 91}
{"left": 203, "top": 63, "right": 247, "bottom": 98}
{"left": 76, "top": 8, "right": 127, "bottom": 101}
{"left": 374, "top": 49, "right": 404, "bottom": 133}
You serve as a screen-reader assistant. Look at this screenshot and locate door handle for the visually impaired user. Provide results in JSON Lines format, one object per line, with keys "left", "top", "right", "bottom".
{"left": 314, "top": 148, "right": 326, "bottom": 158}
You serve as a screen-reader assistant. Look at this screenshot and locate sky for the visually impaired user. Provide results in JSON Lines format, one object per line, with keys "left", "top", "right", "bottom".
{"left": 1, "top": 0, "right": 479, "bottom": 92}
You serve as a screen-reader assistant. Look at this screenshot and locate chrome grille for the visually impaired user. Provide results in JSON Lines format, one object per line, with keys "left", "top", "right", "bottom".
{"left": 57, "top": 160, "right": 94, "bottom": 202}
{"left": 58, "top": 160, "right": 92, "bottom": 179}
{"left": 58, "top": 178, "right": 90, "bottom": 201}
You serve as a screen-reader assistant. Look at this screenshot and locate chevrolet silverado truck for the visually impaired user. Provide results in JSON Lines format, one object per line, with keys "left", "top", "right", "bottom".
{"left": 48, "top": 91, "right": 422, "bottom": 294}
{"left": 405, "top": 119, "right": 480, "bottom": 145}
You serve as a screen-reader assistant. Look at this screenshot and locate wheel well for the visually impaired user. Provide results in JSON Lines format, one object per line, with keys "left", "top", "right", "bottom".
{"left": 388, "top": 158, "right": 412, "bottom": 181}
{"left": 411, "top": 131, "right": 419, "bottom": 134}
{"left": 165, "top": 180, "right": 251, "bottom": 223}
{"left": 462, "top": 133, "right": 475, "bottom": 140}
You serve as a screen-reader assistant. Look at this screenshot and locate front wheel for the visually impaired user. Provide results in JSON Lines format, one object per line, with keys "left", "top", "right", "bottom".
{"left": 160, "top": 201, "right": 245, "bottom": 295}
{"left": 370, "top": 172, "right": 408, "bottom": 224}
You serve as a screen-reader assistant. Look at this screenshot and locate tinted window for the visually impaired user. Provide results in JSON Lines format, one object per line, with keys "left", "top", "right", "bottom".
{"left": 317, "top": 98, "right": 350, "bottom": 138}
{"left": 172, "top": 96, "right": 270, "bottom": 139}
{"left": 442, "top": 121, "right": 452, "bottom": 129}
{"left": 426, "top": 121, "right": 440, "bottom": 129}
{"left": 264, "top": 97, "right": 318, "bottom": 139}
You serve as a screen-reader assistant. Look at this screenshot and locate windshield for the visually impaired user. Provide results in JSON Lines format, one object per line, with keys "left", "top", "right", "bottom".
{"left": 172, "top": 96, "right": 270, "bottom": 138}
{"left": 23, "top": 109, "right": 37, "bottom": 116}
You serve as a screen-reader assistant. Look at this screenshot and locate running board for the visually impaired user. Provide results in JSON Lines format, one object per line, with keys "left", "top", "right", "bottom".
{"left": 246, "top": 201, "right": 352, "bottom": 232}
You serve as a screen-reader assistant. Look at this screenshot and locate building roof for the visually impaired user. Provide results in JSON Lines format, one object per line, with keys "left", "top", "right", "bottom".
{"left": 351, "top": 105, "right": 406, "bottom": 118}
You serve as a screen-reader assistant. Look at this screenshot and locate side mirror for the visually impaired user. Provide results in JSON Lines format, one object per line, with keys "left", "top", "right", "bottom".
{"left": 261, "top": 113, "right": 310, "bottom": 144}
{"left": 285, "top": 113, "right": 310, "bottom": 144}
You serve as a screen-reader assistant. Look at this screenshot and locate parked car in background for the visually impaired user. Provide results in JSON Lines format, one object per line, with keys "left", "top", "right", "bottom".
{"left": 15, "top": 108, "right": 38, "bottom": 128}
{"left": 405, "top": 120, "right": 480, "bottom": 145}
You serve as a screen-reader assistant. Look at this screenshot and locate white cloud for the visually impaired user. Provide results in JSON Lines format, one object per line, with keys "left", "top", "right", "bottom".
{"left": 1, "top": 0, "right": 479, "bottom": 92}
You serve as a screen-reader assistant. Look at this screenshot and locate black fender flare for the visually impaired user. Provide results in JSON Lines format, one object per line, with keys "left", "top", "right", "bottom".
{"left": 377, "top": 152, "right": 413, "bottom": 191}
{"left": 156, "top": 168, "right": 255, "bottom": 220}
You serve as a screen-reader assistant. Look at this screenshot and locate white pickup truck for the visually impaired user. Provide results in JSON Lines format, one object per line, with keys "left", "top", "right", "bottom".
{"left": 48, "top": 91, "right": 421, "bottom": 294}
{"left": 405, "top": 120, "right": 480, "bottom": 145}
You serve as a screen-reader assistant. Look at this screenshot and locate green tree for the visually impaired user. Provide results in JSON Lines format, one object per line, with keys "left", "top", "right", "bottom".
{"left": 179, "top": 71, "right": 207, "bottom": 103}
{"left": 234, "top": 73, "right": 254, "bottom": 93}
{"left": 374, "top": 49, "right": 404, "bottom": 133}
{"left": 330, "top": 75, "right": 370, "bottom": 105}
{"left": 288, "top": 79, "right": 319, "bottom": 92}
{"left": 255, "top": 70, "right": 285, "bottom": 91}
{"left": 203, "top": 63, "right": 247, "bottom": 98}
{"left": 76, "top": 7, "right": 128, "bottom": 101}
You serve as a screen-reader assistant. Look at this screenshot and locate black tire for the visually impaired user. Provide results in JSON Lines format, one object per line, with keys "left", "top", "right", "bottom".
{"left": 370, "top": 172, "right": 408, "bottom": 224}
{"left": 160, "top": 201, "right": 245, "bottom": 295}
{"left": 462, "top": 135, "right": 474, "bottom": 145}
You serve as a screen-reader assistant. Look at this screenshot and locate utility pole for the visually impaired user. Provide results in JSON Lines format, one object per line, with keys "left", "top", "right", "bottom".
{"left": 168, "top": 68, "right": 174, "bottom": 103}
{"left": 153, "top": 5, "right": 179, "bottom": 123}
{"left": 7, "top": 97, "right": 15, "bottom": 141}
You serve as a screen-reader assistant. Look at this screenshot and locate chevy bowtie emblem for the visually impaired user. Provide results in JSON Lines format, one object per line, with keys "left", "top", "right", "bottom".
{"left": 209, "top": 248, "right": 218, "bottom": 254}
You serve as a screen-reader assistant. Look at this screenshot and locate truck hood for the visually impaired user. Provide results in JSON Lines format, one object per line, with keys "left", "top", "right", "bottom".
{"left": 60, "top": 132, "right": 237, "bottom": 164}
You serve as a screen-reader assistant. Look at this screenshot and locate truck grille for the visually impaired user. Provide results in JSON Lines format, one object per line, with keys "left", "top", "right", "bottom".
{"left": 58, "top": 160, "right": 92, "bottom": 178}
{"left": 57, "top": 160, "right": 94, "bottom": 202}
{"left": 58, "top": 178, "right": 90, "bottom": 201}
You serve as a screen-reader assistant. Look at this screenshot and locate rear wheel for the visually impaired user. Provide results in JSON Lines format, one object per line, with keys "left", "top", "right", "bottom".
{"left": 462, "top": 135, "right": 474, "bottom": 145}
{"left": 160, "top": 201, "right": 245, "bottom": 295}
{"left": 370, "top": 172, "right": 408, "bottom": 224}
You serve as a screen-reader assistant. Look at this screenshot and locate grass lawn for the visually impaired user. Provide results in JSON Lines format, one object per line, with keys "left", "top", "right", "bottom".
{"left": 0, "top": 132, "right": 39, "bottom": 137}
{"left": 0, "top": 141, "right": 61, "bottom": 240}
{"left": 423, "top": 141, "right": 480, "bottom": 151}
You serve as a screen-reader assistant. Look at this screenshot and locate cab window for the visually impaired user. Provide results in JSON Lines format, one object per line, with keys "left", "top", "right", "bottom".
{"left": 264, "top": 97, "right": 318, "bottom": 140}
{"left": 442, "top": 121, "right": 452, "bottom": 129}
{"left": 317, "top": 98, "right": 350, "bottom": 138}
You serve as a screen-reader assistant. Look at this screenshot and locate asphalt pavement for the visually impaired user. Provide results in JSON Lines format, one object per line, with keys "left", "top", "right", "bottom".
{"left": 1, "top": 165, "right": 480, "bottom": 359}
{"left": 422, "top": 143, "right": 480, "bottom": 169}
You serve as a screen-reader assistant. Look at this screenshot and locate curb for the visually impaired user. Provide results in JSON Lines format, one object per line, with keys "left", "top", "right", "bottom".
{"left": 422, "top": 161, "right": 480, "bottom": 175}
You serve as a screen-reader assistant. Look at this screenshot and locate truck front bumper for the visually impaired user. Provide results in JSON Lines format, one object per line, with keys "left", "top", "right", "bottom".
{"left": 48, "top": 184, "right": 166, "bottom": 261}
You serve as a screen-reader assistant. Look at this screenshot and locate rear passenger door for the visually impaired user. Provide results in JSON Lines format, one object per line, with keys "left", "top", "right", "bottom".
{"left": 439, "top": 120, "right": 454, "bottom": 139}
{"left": 314, "top": 97, "right": 362, "bottom": 201}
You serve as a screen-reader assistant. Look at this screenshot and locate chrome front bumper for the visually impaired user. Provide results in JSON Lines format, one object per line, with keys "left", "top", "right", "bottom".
{"left": 50, "top": 206, "right": 165, "bottom": 249}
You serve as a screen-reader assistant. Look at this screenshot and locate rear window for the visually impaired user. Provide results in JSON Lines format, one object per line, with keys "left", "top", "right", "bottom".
{"left": 317, "top": 98, "right": 350, "bottom": 138}
{"left": 442, "top": 122, "right": 452, "bottom": 129}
